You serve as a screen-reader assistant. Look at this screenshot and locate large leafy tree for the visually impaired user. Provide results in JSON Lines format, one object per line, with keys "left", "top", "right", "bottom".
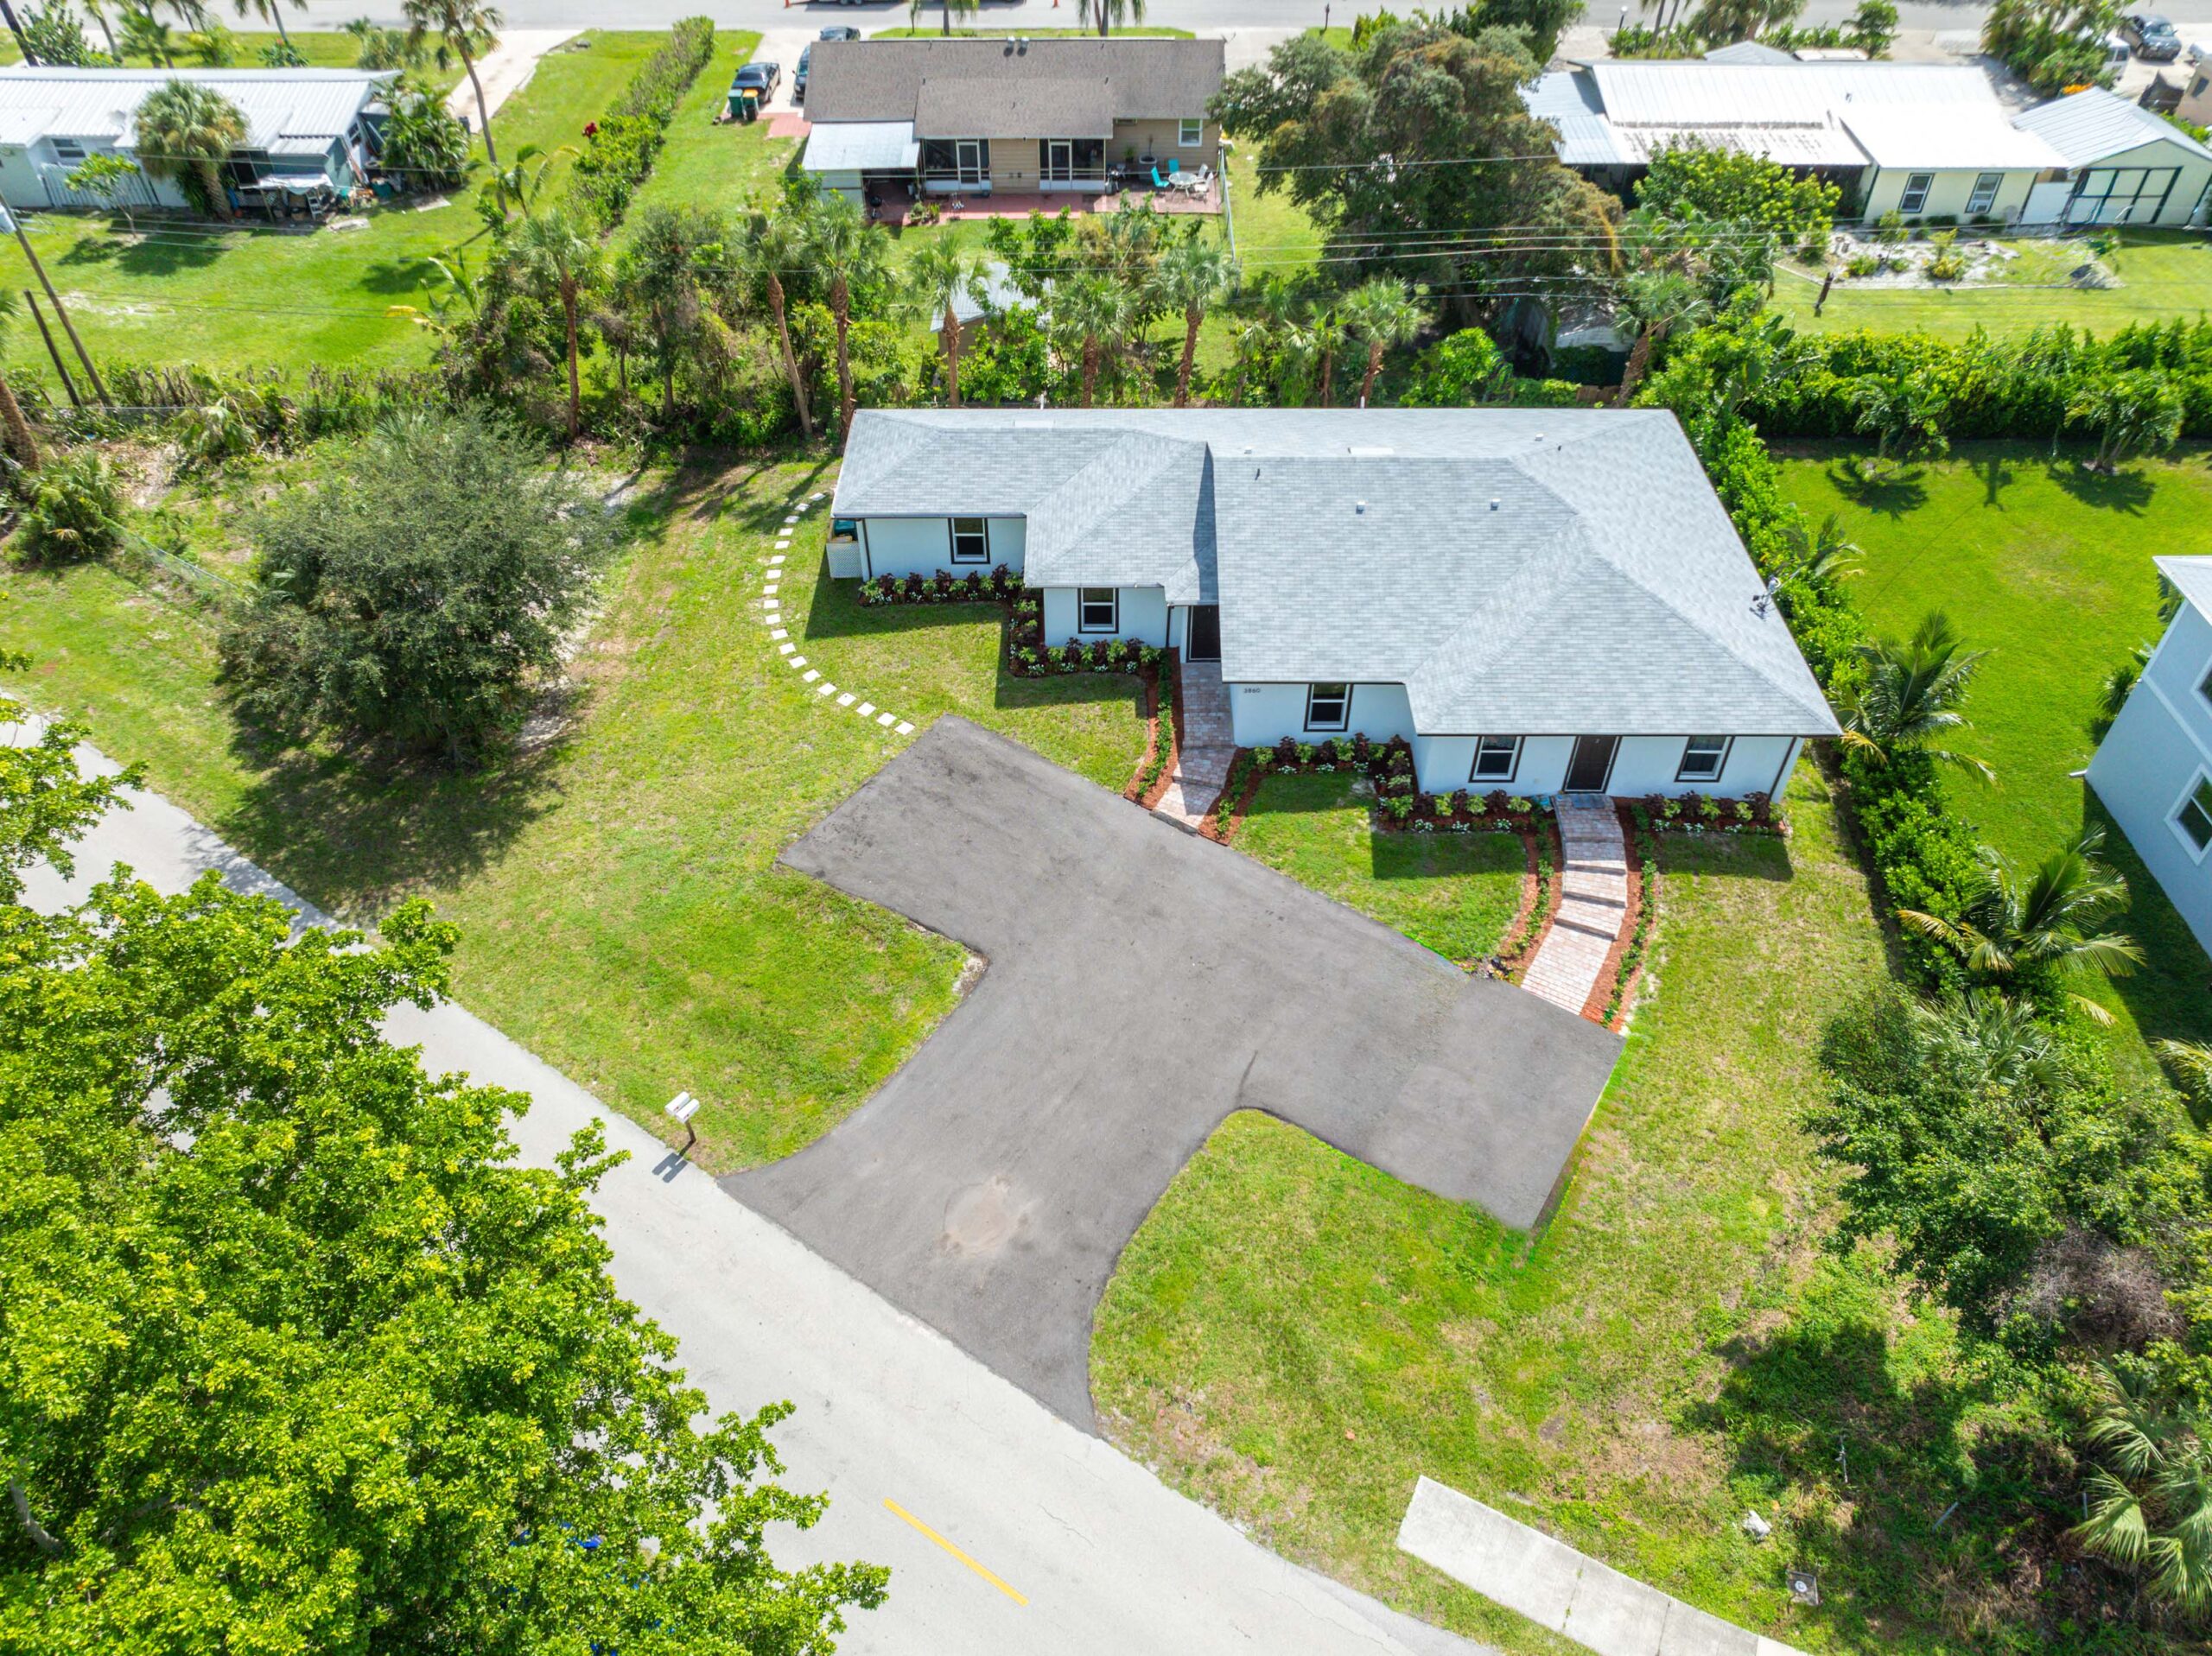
{"left": 618, "top": 201, "right": 733, "bottom": 422}
{"left": 131, "top": 77, "right": 245, "bottom": 219}
{"left": 217, "top": 406, "right": 617, "bottom": 764}
{"left": 1214, "top": 22, "right": 1619, "bottom": 326}
{"left": 0, "top": 739, "right": 888, "bottom": 1651}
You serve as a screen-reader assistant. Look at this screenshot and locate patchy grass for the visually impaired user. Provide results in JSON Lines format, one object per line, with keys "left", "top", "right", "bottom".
{"left": 0, "top": 31, "right": 667, "bottom": 385}
{"left": 1235, "top": 771, "right": 1524, "bottom": 963}
{"left": 1094, "top": 766, "right": 2090, "bottom": 1654}
{"left": 0, "top": 447, "right": 1146, "bottom": 1170}
{"left": 1772, "top": 231, "right": 2212, "bottom": 340}
{"left": 1776, "top": 441, "right": 2212, "bottom": 1075}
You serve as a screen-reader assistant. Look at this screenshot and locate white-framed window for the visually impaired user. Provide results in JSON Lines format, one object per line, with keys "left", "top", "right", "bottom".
{"left": 1077, "top": 587, "right": 1118, "bottom": 632}
{"left": 949, "top": 516, "right": 988, "bottom": 563}
{"left": 2176, "top": 771, "right": 2212, "bottom": 859}
{"left": 1305, "top": 682, "right": 1351, "bottom": 732}
{"left": 1965, "top": 171, "right": 2004, "bottom": 215}
{"left": 1470, "top": 735, "right": 1522, "bottom": 784}
{"left": 1676, "top": 735, "right": 1732, "bottom": 783}
{"left": 1179, "top": 117, "right": 1203, "bottom": 147}
{"left": 1899, "top": 172, "right": 1935, "bottom": 214}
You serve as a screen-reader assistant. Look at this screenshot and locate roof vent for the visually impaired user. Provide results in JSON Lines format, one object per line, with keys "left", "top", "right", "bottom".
{"left": 1355, "top": 499, "right": 1367, "bottom": 514}
{"left": 1490, "top": 497, "right": 1501, "bottom": 511}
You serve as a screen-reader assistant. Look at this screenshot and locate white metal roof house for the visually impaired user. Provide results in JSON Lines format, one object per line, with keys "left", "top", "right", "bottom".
{"left": 2088, "top": 558, "right": 2212, "bottom": 960}
{"left": 798, "top": 36, "right": 1224, "bottom": 204}
{"left": 0, "top": 66, "right": 391, "bottom": 214}
{"left": 829, "top": 409, "right": 1840, "bottom": 800}
{"left": 1525, "top": 54, "right": 2072, "bottom": 225}
{"left": 2012, "top": 86, "right": 2212, "bottom": 226}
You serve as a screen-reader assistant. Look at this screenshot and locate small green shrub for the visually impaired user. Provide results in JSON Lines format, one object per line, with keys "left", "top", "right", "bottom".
{"left": 15, "top": 451, "right": 122, "bottom": 564}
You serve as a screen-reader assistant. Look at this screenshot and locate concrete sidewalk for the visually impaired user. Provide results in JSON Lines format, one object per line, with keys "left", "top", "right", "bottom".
{"left": 12, "top": 711, "right": 1495, "bottom": 1656}
{"left": 1398, "top": 1477, "right": 1805, "bottom": 1656}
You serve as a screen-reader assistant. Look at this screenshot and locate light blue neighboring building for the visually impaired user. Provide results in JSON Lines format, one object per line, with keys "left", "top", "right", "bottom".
{"left": 2088, "top": 556, "right": 2212, "bottom": 959}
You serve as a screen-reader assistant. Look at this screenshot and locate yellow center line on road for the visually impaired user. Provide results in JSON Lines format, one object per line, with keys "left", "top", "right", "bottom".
{"left": 882, "top": 1498, "right": 1029, "bottom": 1606}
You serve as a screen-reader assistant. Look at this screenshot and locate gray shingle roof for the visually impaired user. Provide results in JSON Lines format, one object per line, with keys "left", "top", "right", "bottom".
{"left": 801, "top": 37, "right": 1224, "bottom": 130}
{"left": 832, "top": 409, "right": 1839, "bottom": 738}
{"left": 2012, "top": 85, "right": 2212, "bottom": 165}
{"left": 912, "top": 76, "right": 1114, "bottom": 140}
{"left": 2158, "top": 555, "right": 2212, "bottom": 619}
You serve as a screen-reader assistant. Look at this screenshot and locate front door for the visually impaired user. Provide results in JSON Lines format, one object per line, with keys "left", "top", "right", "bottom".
{"left": 1045, "top": 139, "right": 1072, "bottom": 185}
{"left": 956, "top": 140, "right": 985, "bottom": 187}
{"left": 1186, "top": 604, "right": 1220, "bottom": 662}
{"left": 1563, "top": 735, "right": 1618, "bottom": 794}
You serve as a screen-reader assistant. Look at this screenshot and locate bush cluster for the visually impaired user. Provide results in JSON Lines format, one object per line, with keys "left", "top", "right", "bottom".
{"left": 1015, "top": 637, "right": 1161, "bottom": 677}
{"left": 856, "top": 566, "right": 1019, "bottom": 606}
{"left": 568, "top": 17, "right": 715, "bottom": 230}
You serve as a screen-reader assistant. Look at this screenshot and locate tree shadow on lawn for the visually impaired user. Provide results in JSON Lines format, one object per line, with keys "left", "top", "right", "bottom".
{"left": 2049, "top": 460, "right": 2156, "bottom": 517}
{"left": 111, "top": 231, "right": 231, "bottom": 276}
{"left": 1826, "top": 461, "right": 1928, "bottom": 519}
{"left": 213, "top": 713, "right": 570, "bottom": 922}
{"left": 1679, "top": 1278, "right": 2086, "bottom": 1650}
{"left": 1974, "top": 450, "right": 2016, "bottom": 508}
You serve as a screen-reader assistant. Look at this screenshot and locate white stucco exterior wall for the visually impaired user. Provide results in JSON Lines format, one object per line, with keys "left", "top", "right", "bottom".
{"left": 1040, "top": 585, "right": 1168, "bottom": 647}
{"left": 855, "top": 516, "right": 1025, "bottom": 579}
{"left": 1229, "top": 682, "right": 1414, "bottom": 748}
{"left": 2088, "top": 602, "right": 2212, "bottom": 958}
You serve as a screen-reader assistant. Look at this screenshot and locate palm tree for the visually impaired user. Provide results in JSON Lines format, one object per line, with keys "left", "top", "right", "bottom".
{"left": 512, "top": 208, "right": 600, "bottom": 441}
{"left": 907, "top": 231, "right": 980, "bottom": 409}
{"left": 1149, "top": 238, "right": 1231, "bottom": 408}
{"left": 229, "top": 0, "right": 302, "bottom": 51}
{"left": 1078, "top": 0, "right": 1146, "bottom": 35}
{"left": 1903, "top": 987, "right": 2063, "bottom": 1094}
{"left": 1840, "top": 612, "right": 1995, "bottom": 779}
{"left": 1055, "top": 275, "right": 1133, "bottom": 409}
{"left": 132, "top": 78, "right": 245, "bottom": 219}
{"left": 1614, "top": 267, "right": 1709, "bottom": 406}
{"left": 0, "top": 289, "right": 41, "bottom": 471}
{"left": 2067, "top": 367, "right": 2186, "bottom": 473}
{"left": 118, "top": 5, "right": 177, "bottom": 66}
{"left": 2156, "top": 1039, "right": 2212, "bottom": 1110}
{"left": 1339, "top": 277, "right": 1423, "bottom": 407}
{"left": 618, "top": 203, "right": 726, "bottom": 423}
{"left": 806, "top": 191, "right": 892, "bottom": 435}
{"left": 403, "top": 0, "right": 503, "bottom": 166}
{"left": 2071, "top": 1363, "right": 2212, "bottom": 1615}
{"left": 482, "top": 142, "right": 568, "bottom": 228}
{"left": 81, "top": 0, "right": 121, "bottom": 58}
{"left": 1848, "top": 371, "right": 1948, "bottom": 475}
{"left": 1777, "top": 509, "right": 1859, "bottom": 590}
{"left": 1308, "top": 303, "right": 1348, "bottom": 408}
{"left": 908, "top": 0, "right": 977, "bottom": 32}
{"left": 739, "top": 208, "right": 814, "bottom": 441}
{"left": 1898, "top": 827, "right": 2145, "bottom": 1020}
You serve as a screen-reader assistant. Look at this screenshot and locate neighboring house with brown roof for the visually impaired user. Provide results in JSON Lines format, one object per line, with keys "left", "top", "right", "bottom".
{"left": 798, "top": 35, "right": 1224, "bottom": 200}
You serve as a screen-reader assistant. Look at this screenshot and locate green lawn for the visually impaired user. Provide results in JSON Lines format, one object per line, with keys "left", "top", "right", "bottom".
{"left": 0, "top": 449, "right": 1145, "bottom": 1170}
{"left": 1776, "top": 441, "right": 2212, "bottom": 1076}
{"left": 1096, "top": 766, "right": 2065, "bottom": 1653}
{"left": 0, "top": 31, "right": 668, "bottom": 387}
{"left": 622, "top": 29, "right": 786, "bottom": 225}
{"left": 1772, "top": 232, "right": 2212, "bottom": 340}
{"left": 1235, "top": 772, "right": 1525, "bottom": 963}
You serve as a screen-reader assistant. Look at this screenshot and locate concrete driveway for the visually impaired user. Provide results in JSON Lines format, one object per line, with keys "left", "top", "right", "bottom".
{"left": 729, "top": 718, "right": 1620, "bottom": 1430}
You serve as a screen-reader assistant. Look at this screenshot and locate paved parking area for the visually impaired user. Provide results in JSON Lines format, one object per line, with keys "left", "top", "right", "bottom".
{"left": 727, "top": 719, "right": 1620, "bottom": 1430}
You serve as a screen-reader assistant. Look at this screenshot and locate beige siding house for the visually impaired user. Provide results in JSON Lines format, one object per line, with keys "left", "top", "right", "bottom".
{"left": 799, "top": 36, "right": 1223, "bottom": 202}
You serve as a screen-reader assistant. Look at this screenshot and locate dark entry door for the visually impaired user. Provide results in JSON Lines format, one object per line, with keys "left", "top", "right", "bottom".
{"left": 1563, "top": 735, "right": 1618, "bottom": 794}
{"left": 1186, "top": 604, "right": 1221, "bottom": 662}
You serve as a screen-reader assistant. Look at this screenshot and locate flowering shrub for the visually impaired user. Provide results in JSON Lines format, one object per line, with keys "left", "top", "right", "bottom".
{"left": 1635, "top": 790, "right": 1783, "bottom": 834}
{"left": 859, "top": 565, "right": 1020, "bottom": 606}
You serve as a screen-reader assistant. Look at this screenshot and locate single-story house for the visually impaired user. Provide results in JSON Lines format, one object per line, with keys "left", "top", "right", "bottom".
{"left": 2087, "top": 557, "right": 2212, "bottom": 961}
{"left": 798, "top": 36, "right": 1224, "bottom": 202}
{"left": 828, "top": 409, "right": 1840, "bottom": 799}
{"left": 0, "top": 66, "right": 391, "bottom": 213}
{"left": 2012, "top": 86, "right": 2212, "bottom": 227}
{"left": 1524, "top": 55, "right": 2062, "bottom": 222}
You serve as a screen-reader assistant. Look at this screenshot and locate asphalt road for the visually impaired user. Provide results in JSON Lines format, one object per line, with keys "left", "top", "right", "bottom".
{"left": 11, "top": 714, "right": 1498, "bottom": 1656}
{"left": 734, "top": 718, "right": 1619, "bottom": 1429}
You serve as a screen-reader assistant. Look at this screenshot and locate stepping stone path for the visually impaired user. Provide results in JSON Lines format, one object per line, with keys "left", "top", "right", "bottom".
{"left": 1522, "top": 797, "right": 1630, "bottom": 1020}
{"left": 1152, "top": 658, "right": 1236, "bottom": 829}
{"left": 760, "top": 491, "right": 912, "bottom": 738}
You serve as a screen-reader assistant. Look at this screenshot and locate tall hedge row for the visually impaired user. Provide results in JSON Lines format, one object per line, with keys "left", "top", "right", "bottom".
{"left": 568, "top": 17, "right": 716, "bottom": 231}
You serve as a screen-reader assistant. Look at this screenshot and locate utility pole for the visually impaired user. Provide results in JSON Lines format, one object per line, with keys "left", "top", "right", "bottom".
{"left": 1, "top": 206, "right": 106, "bottom": 408}
{"left": 0, "top": 1, "right": 40, "bottom": 65}
{"left": 24, "top": 290, "right": 80, "bottom": 409}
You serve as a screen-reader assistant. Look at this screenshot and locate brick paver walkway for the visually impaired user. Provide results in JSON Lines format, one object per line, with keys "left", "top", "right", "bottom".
{"left": 1154, "top": 657, "right": 1235, "bottom": 829}
{"left": 1522, "top": 797, "right": 1628, "bottom": 1018}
